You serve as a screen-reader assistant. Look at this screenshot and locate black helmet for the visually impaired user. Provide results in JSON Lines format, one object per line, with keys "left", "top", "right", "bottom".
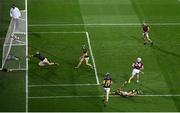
{"left": 105, "top": 72, "right": 110, "bottom": 79}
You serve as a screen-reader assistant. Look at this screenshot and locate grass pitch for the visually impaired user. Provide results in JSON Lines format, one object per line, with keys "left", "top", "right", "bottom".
{"left": 1, "top": 0, "right": 180, "bottom": 112}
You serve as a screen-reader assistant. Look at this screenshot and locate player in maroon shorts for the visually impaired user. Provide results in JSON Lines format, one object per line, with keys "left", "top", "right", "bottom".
{"left": 142, "top": 22, "right": 153, "bottom": 45}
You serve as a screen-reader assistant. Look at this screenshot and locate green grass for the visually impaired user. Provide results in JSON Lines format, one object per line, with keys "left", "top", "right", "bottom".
{"left": 0, "top": 71, "right": 26, "bottom": 111}
{"left": 28, "top": 0, "right": 180, "bottom": 111}
{"left": 1, "top": 0, "right": 180, "bottom": 112}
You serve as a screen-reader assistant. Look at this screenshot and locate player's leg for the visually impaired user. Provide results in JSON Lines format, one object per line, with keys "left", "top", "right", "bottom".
{"left": 103, "top": 88, "right": 107, "bottom": 101}
{"left": 75, "top": 58, "right": 84, "bottom": 68}
{"left": 43, "top": 58, "right": 58, "bottom": 66}
{"left": 128, "top": 91, "right": 136, "bottom": 96}
{"left": 106, "top": 88, "right": 110, "bottom": 102}
{"left": 85, "top": 58, "right": 93, "bottom": 69}
{"left": 146, "top": 35, "right": 153, "bottom": 45}
{"left": 128, "top": 75, "right": 134, "bottom": 84}
{"left": 38, "top": 61, "right": 46, "bottom": 67}
{"left": 143, "top": 33, "right": 148, "bottom": 45}
{"left": 144, "top": 32, "right": 153, "bottom": 45}
{"left": 136, "top": 74, "right": 140, "bottom": 83}
{"left": 128, "top": 70, "right": 136, "bottom": 83}
{"left": 103, "top": 88, "right": 110, "bottom": 107}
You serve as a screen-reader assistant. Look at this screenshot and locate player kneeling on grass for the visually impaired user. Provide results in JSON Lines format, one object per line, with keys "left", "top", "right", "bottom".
{"left": 75, "top": 45, "right": 93, "bottom": 69}
{"left": 29, "top": 51, "right": 58, "bottom": 67}
{"left": 103, "top": 73, "right": 112, "bottom": 107}
{"left": 128, "top": 57, "right": 144, "bottom": 83}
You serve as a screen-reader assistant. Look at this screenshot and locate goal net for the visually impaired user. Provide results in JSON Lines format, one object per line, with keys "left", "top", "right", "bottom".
{"left": 1, "top": 10, "right": 27, "bottom": 70}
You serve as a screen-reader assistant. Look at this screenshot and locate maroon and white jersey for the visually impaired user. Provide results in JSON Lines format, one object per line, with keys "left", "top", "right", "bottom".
{"left": 133, "top": 61, "right": 143, "bottom": 70}
{"left": 143, "top": 25, "right": 149, "bottom": 32}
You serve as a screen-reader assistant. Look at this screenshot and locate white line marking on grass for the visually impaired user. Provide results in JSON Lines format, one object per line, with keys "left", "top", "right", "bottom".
{"left": 28, "top": 95, "right": 103, "bottom": 99}
{"left": 29, "top": 23, "right": 180, "bottom": 27}
{"left": 86, "top": 32, "right": 100, "bottom": 85}
{"left": 29, "top": 84, "right": 99, "bottom": 87}
{"left": 28, "top": 94, "right": 180, "bottom": 99}
{"left": 29, "top": 31, "right": 86, "bottom": 34}
{"left": 136, "top": 94, "right": 180, "bottom": 97}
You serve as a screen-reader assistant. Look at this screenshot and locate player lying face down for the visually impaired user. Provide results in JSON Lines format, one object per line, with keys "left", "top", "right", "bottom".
{"left": 30, "top": 51, "right": 59, "bottom": 67}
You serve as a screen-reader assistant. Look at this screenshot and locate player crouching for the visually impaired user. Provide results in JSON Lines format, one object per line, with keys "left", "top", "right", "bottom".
{"left": 29, "top": 51, "right": 59, "bottom": 67}
{"left": 102, "top": 73, "right": 112, "bottom": 107}
{"left": 128, "top": 57, "right": 144, "bottom": 83}
{"left": 74, "top": 45, "right": 93, "bottom": 69}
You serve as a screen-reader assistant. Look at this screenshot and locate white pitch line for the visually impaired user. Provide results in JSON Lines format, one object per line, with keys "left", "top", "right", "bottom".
{"left": 28, "top": 31, "right": 86, "bottom": 34}
{"left": 28, "top": 94, "right": 180, "bottom": 99}
{"left": 29, "top": 95, "right": 102, "bottom": 99}
{"left": 86, "top": 32, "right": 100, "bottom": 85}
{"left": 29, "top": 23, "right": 180, "bottom": 27}
{"left": 136, "top": 94, "right": 180, "bottom": 97}
{"left": 29, "top": 84, "right": 99, "bottom": 87}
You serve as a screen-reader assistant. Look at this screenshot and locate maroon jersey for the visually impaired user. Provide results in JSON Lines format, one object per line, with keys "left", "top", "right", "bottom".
{"left": 133, "top": 61, "right": 143, "bottom": 69}
{"left": 143, "top": 25, "right": 149, "bottom": 32}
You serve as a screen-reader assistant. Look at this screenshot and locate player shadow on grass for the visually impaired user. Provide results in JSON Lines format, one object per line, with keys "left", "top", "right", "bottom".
{"left": 152, "top": 45, "right": 180, "bottom": 58}
{"left": 131, "top": 36, "right": 180, "bottom": 58}
{"left": 130, "top": 36, "right": 142, "bottom": 44}
{"left": 28, "top": 32, "right": 41, "bottom": 38}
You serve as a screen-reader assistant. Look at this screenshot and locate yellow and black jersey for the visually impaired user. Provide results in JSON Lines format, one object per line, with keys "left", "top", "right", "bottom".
{"left": 83, "top": 49, "right": 89, "bottom": 58}
{"left": 33, "top": 52, "right": 45, "bottom": 61}
{"left": 103, "top": 78, "right": 112, "bottom": 88}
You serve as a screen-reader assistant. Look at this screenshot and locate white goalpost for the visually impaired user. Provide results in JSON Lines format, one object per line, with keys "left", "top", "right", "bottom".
{"left": 1, "top": 10, "right": 27, "bottom": 70}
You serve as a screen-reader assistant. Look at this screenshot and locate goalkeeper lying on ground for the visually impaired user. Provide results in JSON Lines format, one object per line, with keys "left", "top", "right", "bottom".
{"left": 112, "top": 81, "right": 143, "bottom": 97}
{"left": 29, "top": 51, "right": 59, "bottom": 67}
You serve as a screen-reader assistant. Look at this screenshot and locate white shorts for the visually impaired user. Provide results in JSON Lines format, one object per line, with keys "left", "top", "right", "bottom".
{"left": 39, "top": 58, "right": 49, "bottom": 66}
{"left": 122, "top": 91, "right": 128, "bottom": 96}
{"left": 104, "top": 88, "right": 110, "bottom": 94}
{"left": 132, "top": 68, "right": 140, "bottom": 76}
{"left": 143, "top": 32, "right": 149, "bottom": 38}
{"left": 85, "top": 57, "right": 89, "bottom": 61}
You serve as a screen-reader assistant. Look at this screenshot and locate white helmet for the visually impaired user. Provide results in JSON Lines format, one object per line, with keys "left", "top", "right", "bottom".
{"left": 137, "top": 57, "right": 142, "bottom": 62}
{"left": 142, "top": 21, "right": 147, "bottom": 26}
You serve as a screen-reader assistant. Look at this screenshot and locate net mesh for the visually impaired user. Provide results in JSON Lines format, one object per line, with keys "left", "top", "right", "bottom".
{"left": 1, "top": 10, "right": 26, "bottom": 70}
